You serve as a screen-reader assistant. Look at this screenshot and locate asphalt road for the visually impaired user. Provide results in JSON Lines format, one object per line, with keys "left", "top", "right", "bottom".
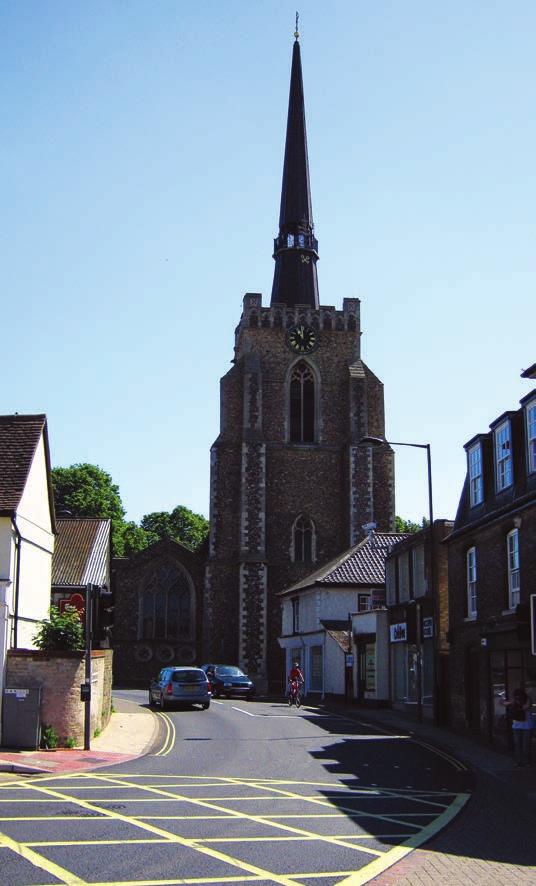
{"left": 0, "top": 690, "right": 473, "bottom": 886}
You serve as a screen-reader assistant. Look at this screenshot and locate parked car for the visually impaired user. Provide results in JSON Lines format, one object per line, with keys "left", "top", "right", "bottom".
{"left": 149, "top": 667, "right": 211, "bottom": 710}
{"left": 201, "top": 664, "right": 255, "bottom": 699}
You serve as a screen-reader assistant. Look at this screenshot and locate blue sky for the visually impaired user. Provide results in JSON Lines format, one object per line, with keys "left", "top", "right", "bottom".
{"left": 3, "top": 1, "right": 535, "bottom": 526}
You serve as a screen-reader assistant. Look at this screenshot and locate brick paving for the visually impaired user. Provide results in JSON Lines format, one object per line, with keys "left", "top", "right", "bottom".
{"left": 325, "top": 704, "right": 536, "bottom": 885}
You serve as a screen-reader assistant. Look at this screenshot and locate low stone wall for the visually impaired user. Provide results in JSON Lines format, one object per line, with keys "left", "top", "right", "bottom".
{"left": 4, "top": 649, "right": 113, "bottom": 747}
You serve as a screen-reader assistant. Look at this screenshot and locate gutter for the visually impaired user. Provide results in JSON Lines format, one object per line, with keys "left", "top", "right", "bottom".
{"left": 12, "top": 516, "right": 22, "bottom": 649}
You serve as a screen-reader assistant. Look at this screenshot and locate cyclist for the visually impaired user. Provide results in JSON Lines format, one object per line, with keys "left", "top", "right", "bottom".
{"left": 287, "top": 661, "right": 304, "bottom": 703}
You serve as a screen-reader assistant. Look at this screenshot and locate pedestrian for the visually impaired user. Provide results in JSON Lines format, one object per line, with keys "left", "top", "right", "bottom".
{"left": 502, "top": 688, "right": 534, "bottom": 766}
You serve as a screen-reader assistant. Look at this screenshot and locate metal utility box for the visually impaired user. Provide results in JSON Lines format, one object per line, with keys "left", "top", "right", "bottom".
{"left": 2, "top": 687, "right": 42, "bottom": 749}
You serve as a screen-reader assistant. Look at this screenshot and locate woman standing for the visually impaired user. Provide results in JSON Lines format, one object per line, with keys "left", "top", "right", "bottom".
{"left": 502, "top": 688, "right": 534, "bottom": 766}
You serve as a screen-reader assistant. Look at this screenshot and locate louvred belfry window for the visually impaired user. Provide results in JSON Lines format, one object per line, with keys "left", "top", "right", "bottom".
{"left": 290, "top": 361, "right": 315, "bottom": 443}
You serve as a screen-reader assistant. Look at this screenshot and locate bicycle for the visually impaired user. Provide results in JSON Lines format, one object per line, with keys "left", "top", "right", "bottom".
{"left": 288, "top": 678, "right": 302, "bottom": 708}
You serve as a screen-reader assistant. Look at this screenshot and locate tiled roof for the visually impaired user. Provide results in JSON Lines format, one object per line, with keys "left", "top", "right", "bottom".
{"left": 279, "top": 532, "right": 410, "bottom": 596}
{"left": 52, "top": 518, "right": 111, "bottom": 587}
{"left": 0, "top": 414, "right": 48, "bottom": 513}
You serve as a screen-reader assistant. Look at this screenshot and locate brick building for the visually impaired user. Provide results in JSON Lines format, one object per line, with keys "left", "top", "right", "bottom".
{"left": 446, "top": 379, "right": 536, "bottom": 746}
{"left": 204, "top": 34, "right": 395, "bottom": 691}
{"left": 385, "top": 521, "right": 452, "bottom": 723}
{"left": 112, "top": 538, "right": 205, "bottom": 687}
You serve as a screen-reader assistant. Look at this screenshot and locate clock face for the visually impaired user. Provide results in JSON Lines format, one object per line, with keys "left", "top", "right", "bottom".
{"left": 287, "top": 323, "right": 318, "bottom": 354}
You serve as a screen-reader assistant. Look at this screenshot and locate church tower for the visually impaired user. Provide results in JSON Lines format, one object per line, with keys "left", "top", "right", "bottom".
{"left": 204, "top": 31, "right": 395, "bottom": 691}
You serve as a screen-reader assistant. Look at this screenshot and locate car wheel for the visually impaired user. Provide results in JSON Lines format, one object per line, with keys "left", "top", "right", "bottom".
{"left": 148, "top": 691, "right": 155, "bottom": 707}
{"left": 159, "top": 693, "right": 167, "bottom": 710}
{"left": 202, "top": 702, "right": 210, "bottom": 710}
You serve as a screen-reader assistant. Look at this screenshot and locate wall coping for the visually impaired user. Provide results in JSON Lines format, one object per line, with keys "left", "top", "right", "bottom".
{"left": 6, "top": 649, "right": 108, "bottom": 659}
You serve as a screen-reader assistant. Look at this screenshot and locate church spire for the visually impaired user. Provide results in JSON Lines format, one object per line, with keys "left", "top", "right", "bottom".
{"left": 270, "top": 28, "right": 319, "bottom": 309}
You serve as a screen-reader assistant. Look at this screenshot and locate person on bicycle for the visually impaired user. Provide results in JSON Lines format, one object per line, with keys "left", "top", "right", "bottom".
{"left": 288, "top": 661, "right": 304, "bottom": 696}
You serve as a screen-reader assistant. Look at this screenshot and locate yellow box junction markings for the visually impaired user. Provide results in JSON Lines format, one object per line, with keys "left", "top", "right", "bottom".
{"left": 0, "top": 772, "right": 470, "bottom": 886}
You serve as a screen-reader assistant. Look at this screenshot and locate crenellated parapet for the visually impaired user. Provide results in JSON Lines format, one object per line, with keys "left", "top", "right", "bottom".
{"left": 237, "top": 293, "right": 361, "bottom": 344}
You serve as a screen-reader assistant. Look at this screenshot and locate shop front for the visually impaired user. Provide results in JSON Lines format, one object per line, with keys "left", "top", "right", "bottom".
{"left": 389, "top": 603, "right": 435, "bottom": 719}
{"left": 351, "top": 609, "right": 389, "bottom": 705}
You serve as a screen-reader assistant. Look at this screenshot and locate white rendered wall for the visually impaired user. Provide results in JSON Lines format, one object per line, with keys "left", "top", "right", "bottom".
{"left": 12, "top": 433, "right": 54, "bottom": 648}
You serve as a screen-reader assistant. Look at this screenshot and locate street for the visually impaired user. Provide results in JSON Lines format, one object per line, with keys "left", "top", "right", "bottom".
{"left": 0, "top": 691, "right": 471, "bottom": 885}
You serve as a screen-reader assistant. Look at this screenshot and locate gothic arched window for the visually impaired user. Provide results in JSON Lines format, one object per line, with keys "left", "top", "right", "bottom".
{"left": 140, "top": 563, "right": 192, "bottom": 640}
{"left": 290, "top": 361, "right": 315, "bottom": 443}
{"left": 292, "top": 515, "right": 315, "bottom": 563}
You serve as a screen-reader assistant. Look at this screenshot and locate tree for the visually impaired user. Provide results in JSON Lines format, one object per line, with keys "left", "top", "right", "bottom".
{"left": 394, "top": 515, "right": 423, "bottom": 534}
{"left": 52, "top": 463, "right": 126, "bottom": 555}
{"left": 141, "top": 505, "right": 209, "bottom": 550}
{"left": 121, "top": 521, "right": 150, "bottom": 557}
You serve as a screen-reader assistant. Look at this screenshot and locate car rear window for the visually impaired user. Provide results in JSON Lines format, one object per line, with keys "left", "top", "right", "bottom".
{"left": 215, "top": 666, "right": 244, "bottom": 677}
{"left": 172, "top": 670, "right": 206, "bottom": 683}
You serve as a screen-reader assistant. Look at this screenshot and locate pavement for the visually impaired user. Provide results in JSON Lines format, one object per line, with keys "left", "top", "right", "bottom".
{"left": 0, "top": 695, "right": 159, "bottom": 779}
{"left": 0, "top": 695, "right": 535, "bottom": 883}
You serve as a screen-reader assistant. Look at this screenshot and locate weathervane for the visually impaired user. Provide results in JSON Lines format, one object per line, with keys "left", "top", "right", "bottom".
{"left": 294, "top": 11, "right": 300, "bottom": 40}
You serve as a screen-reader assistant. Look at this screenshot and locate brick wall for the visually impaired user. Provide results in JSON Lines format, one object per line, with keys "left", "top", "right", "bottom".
{"left": 5, "top": 649, "right": 113, "bottom": 747}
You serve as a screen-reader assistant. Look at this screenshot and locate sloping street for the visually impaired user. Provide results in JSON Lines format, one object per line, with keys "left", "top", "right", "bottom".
{"left": 0, "top": 692, "right": 473, "bottom": 885}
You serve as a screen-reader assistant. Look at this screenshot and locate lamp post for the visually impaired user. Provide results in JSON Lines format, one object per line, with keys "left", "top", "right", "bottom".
{"left": 359, "top": 435, "right": 434, "bottom": 723}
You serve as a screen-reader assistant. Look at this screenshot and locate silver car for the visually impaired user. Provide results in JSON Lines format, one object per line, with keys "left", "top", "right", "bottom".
{"left": 149, "top": 667, "right": 211, "bottom": 710}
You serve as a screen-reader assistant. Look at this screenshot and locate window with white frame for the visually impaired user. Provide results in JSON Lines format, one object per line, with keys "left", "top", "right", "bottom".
{"left": 526, "top": 400, "right": 536, "bottom": 474}
{"left": 385, "top": 558, "right": 396, "bottom": 606}
{"left": 412, "top": 545, "right": 426, "bottom": 597}
{"left": 466, "top": 547, "right": 477, "bottom": 617}
{"left": 507, "top": 529, "right": 520, "bottom": 610}
{"left": 494, "top": 421, "right": 513, "bottom": 491}
{"left": 468, "top": 443, "right": 483, "bottom": 506}
{"left": 398, "top": 552, "right": 410, "bottom": 602}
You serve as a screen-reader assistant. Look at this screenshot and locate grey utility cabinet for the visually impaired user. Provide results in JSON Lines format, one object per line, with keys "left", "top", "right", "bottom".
{"left": 2, "top": 687, "right": 42, "bottom": 749}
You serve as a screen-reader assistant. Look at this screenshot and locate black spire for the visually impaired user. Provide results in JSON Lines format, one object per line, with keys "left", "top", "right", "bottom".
{"left": 270, "top": 33, "right": 319, "bottom": 309}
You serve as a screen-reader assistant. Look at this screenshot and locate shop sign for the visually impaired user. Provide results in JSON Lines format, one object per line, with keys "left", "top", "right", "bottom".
{"left": 390, "top": 622, "right": 407, "bottom": 643}
{"left": 422, "top": 617, "right": 434, "bottom": 639}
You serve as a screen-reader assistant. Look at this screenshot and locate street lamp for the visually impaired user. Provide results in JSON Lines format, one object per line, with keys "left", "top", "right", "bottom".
{"left": 359, "top": 435, "right": 434, "bottom": 723}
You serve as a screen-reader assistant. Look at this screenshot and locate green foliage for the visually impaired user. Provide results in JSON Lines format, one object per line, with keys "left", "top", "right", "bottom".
{"left": 52, "top": 463, "right": 126, "bottom": 555}
{"left": 93, "top": 727, "right": 102, "bottom": 738}
{"left": 64, "top": 736, "right": 76, "bottom": 749}
{"left": 394, "top": 515, "right": 424, "bottom": 534}
{"left": 41, "top": 724, "right": 59, "bottom": 749}
{"left": 52, "top": 461, "right": 209, "bottom": 558}
{"left": 33, "top": 605, "right": 85, "bottom": 652}
{"left": 141, "top": 505, "right": 209, "bottom": 550}
{"left": 120, "top": 520, "right": 150, "bottom": 557}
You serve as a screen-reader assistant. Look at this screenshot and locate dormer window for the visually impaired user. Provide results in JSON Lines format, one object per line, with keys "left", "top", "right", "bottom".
{"left": 298, "top": 233, "right": 305, "bottom": 247}
{"left": 468, "top": 443, "right": 483, "bottom": 507}
{"left": 287, "top": 233, "right": 294, "bottom": 247}
{"left": 494, "top": 420, "right": 513, "bottom": 492}
{"left": 526, "top": 399, "right": 536, "bottom": 474}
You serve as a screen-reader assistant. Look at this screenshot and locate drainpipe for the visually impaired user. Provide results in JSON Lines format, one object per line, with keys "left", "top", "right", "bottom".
{"left": 12, "top": 517, "right": 22, "bottom": 649}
